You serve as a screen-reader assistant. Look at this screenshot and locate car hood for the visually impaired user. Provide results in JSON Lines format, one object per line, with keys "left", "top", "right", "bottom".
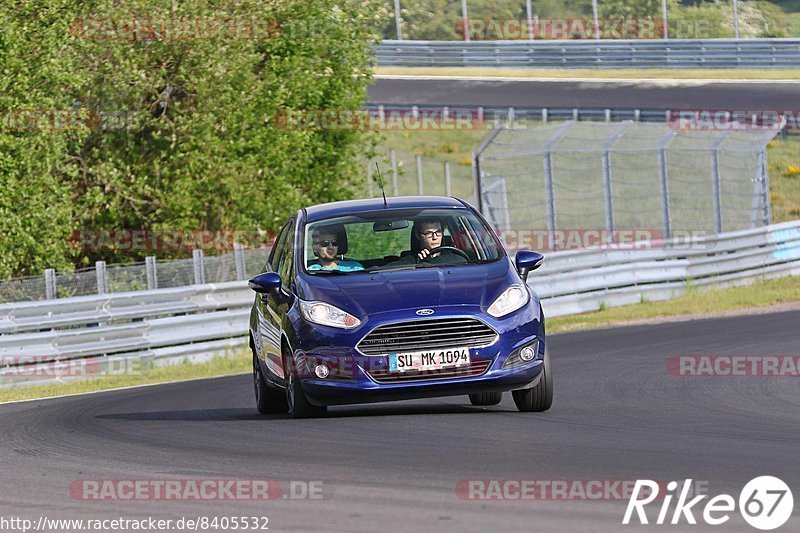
{"left": 294, "top": 259, "right": 518, "bottom": 317}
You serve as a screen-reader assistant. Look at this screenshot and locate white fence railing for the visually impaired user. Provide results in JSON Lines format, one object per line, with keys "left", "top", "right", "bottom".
{"left": 375, "top": 39, "right": 800, "bottom": 69}
{"left": 1, "top": 221, "right": 798, "bottom": 387}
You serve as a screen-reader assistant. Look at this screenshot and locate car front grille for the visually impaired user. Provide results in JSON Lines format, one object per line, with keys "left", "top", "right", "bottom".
{"left": 356, "top": 317, "right": 497, "bottom": 356}
{"left": 366, "top": 359, "right": 492, "bottom": 383}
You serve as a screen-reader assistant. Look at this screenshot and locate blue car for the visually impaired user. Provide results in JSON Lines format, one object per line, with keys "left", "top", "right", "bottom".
{"left": 248, "top": 196, "right": 551, "bottom": 418}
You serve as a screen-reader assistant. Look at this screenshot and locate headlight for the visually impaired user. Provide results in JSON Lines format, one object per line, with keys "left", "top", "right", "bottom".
{"left": 299, "top": 300, "right": 361, "bottom": 329}
{"left": 487, "top": 284, "right": 529, "bottom": 317}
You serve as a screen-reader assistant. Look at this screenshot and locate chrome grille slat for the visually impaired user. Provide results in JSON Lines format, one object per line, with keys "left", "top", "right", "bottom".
{"left": 370, "top": 320, "right": 486, "bottom": 332}
{"left": 357, "top": 317, "right": 497, "bottom": 356}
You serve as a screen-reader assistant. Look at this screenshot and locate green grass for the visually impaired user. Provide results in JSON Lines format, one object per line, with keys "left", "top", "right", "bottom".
{"left": 547, "top": 274, "right": 800, "bottom": 334}
{"left": 0, "top": 351, "right": 250, "bottom": 404}
{"left": 766, "top": 137, "right": 800, "bottom": 221}
{"left": 375, "top": 67, "right": 800, "bottom": 80}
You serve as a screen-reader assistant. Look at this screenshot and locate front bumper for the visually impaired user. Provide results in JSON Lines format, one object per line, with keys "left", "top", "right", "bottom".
{"left": 302, "top": 357, "right": 544, "bottom": 406}
{"left": 287, "top": 301, "right": 545, "bottom": 407}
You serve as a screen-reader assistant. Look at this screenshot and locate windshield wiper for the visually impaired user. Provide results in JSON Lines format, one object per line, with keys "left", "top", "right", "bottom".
{"left": 307, "top": 269, "right": 350, "bottom": 275}
{"left": 364, "top": 265, "right": 418, "bottom": 273}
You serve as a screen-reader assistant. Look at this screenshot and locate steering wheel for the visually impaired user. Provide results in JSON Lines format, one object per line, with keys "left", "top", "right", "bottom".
{"left": 417, "top": 246, "right": 470, "bottom": 263}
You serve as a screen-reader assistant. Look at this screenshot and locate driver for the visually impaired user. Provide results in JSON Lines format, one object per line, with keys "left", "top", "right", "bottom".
{"left": 411, "top": 219, "right": 468, "bottom": 265}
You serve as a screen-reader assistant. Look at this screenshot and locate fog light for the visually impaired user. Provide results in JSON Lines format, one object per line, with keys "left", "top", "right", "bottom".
{"left": 520, "top": 346, "right": 536, "bottom": 362}
{"left": 314, "top": 364, "right": 329, "bottom": 379}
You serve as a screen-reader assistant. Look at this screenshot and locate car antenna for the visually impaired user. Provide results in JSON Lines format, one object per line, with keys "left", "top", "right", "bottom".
{"left": 374, "top": 162, "right": 389, "bottom": 209}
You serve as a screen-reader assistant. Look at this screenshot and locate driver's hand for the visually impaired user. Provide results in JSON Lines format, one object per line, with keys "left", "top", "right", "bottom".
{"left": 417, "top": 249, "right": 430, "bottom": 260}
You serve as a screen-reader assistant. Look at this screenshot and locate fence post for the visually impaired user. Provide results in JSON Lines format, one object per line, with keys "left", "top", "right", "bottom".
{"left": 445, "top": 161, "right": 452, "bottom": 196}
{"left": 390, "top": 149, "right": 399, "bottom": 196}
{"left": 394, "top": 0, "right": 403, "bottom": 40}
{"left": 733, "top": 0, "right": 740, "bottom": 39}
{"left": 542, "top": 108, "right": 548, "bottom": 123}
{"left": 367, "top": 162, "right": 374, "bottom": 197}
{"left": 44, "top": 268, "right": 56, "bottom": 300}
{"left": 657, "top": 131, "right": 677, "bottom": 240}
{"left": 605, "top": 109, "right": 611, "bottom": 122}
{"left": 416, "top": 155, "right": 424, "bottom": 195}
{"left": 760, "top": 148, "right": 772, "bottom": 226}
{"left": 234, "top": 243, "right": 246, "bottom": 281}
{"left": 193, "top": 249, "right": 206, "bottom": 285}
{"left": 461, "top": 0, "right": 470, "bottom": 42}
{"left": 472, "top": 126, "right": 503, "bottom": 215}
{"left": 508, "top": 107, "right": 515, "bottom": 126}
{"left": 145, "top": 256, "right": 158, "bottom": 290}
{"left": 526, "top": 0, "right": 534, "bottom": 40}
{"left": 601, "top": 122, "right": 632, "bottom": 240}
{"left": 542, "top": 122, "right": 574, "bottom": 251}
{"left": 96, "top": 261, "right": 107, "bottom": 295}
{"left": 710, "top": 132, "right": 731, "bottom": 234}
{"left": 661, "top": 0, "right": 669, "bottom": 39}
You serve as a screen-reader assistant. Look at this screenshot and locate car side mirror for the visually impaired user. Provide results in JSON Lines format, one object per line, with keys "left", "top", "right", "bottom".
{"left": 515, "top": 250, "right": 544, "bottom": 282}
{"left": 249, "top": 272, "right": 282, "bottom": 294}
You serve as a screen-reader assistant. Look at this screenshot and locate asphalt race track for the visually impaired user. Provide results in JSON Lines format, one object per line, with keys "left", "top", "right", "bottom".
{"left": 1, "top": 310, "right": 798, "bottom": 532}
{"left": 369, "top": 77, "right": 800, "bottom": 110}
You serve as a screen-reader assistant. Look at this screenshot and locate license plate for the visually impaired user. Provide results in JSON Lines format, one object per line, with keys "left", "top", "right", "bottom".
{"left": 388, "top": 347, "right": 470, "bottom": 372}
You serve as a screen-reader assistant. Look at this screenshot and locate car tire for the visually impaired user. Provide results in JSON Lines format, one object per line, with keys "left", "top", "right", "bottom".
{"left": 468, "top": 392, "right": 503, "bottom": 406}
{"left": 253, "top": 352, "right": 289, "bottom": 414}
{"left": 512, "top": 346, "right": 553, "bottom": 412}
{"left": 286, "top": 360, "right": 328, "bottom": 419}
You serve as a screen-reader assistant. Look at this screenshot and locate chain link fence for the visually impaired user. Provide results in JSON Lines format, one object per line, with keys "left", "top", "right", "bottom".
{"left": 475, "top": 121, "right": 778, "bottom": 248}
{"left": 0, "top": 248, "right": 271, "bottom": 304}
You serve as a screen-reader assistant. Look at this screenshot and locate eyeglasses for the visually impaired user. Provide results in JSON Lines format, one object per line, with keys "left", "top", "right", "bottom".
{"left": 316, "top": 240, "right": 338, "bottom": 247}
{"left": 419, "top": 230, "right": 442, "bottom": 239}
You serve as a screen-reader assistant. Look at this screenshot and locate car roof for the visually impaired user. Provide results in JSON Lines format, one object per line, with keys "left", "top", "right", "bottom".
{"left": 303, "top": 196, "right": 468, "bottom": 222}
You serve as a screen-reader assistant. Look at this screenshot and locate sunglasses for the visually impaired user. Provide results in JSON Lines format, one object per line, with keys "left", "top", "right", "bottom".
{"left": 316, "top": 240, "right": 338, "bottom": 247}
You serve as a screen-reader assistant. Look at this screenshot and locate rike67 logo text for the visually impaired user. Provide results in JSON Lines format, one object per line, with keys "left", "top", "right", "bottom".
{"left": 624, "top": 477, "right": 793, "bottom": 530}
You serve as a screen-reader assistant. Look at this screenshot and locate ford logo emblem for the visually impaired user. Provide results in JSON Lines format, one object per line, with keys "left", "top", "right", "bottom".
{"left": 416, "top": 309, "right": 435, "bottom": 316}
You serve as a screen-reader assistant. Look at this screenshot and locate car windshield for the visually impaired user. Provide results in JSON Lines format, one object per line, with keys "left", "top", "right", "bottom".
{"left": 302, "top": 207, "right": 504, "bottom": 274}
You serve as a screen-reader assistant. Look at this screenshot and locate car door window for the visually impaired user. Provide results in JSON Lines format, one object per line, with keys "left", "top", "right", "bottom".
{"left": 276, "top": 219, "right": 296, "bottom": 286}
{"left": 268, "top": 221, "right": 291, "bottom": 272}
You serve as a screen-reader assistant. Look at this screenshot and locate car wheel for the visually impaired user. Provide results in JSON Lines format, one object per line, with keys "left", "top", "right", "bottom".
{"left": 286, "top": 361, "right": 328, "bottom": 419}
{"left": 253, "top": 352, "right": 288, "bottom": 414}
{"left": 468, "top": 392, "right": 503, "bottom": 406}
{"left": 512, "top": 346, "right": 553, "bottom": 412}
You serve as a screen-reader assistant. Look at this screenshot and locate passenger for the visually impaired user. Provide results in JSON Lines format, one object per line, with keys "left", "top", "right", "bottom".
{"left": 308, "top": 226, "right": 364, "bottom": 272}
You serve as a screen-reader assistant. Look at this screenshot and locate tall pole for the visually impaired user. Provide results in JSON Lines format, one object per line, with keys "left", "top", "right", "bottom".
{"left": 461, "top": 0, "right": 470, "bottom": 42}
{"left": 661, "top": 0, "right": 669, "bottom": 39}
{"left": 394, "top": 0, "right": 403, "bottom": 39}
{"left": 732, "top": 0, "right": 740, "bottom": 39}
{"left": 591, "top": 0, "right": 600, "bottom": 40}
{"left": 526, "top": 0, "right": 534, "bottom": 41}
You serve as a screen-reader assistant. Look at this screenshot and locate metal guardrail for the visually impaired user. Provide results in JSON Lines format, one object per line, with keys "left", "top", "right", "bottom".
{"left": 1, "top": 221, "right": 798, "bottom": 387}
{"left": 375, "top": 39, "right": 800, "bottom": 68}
